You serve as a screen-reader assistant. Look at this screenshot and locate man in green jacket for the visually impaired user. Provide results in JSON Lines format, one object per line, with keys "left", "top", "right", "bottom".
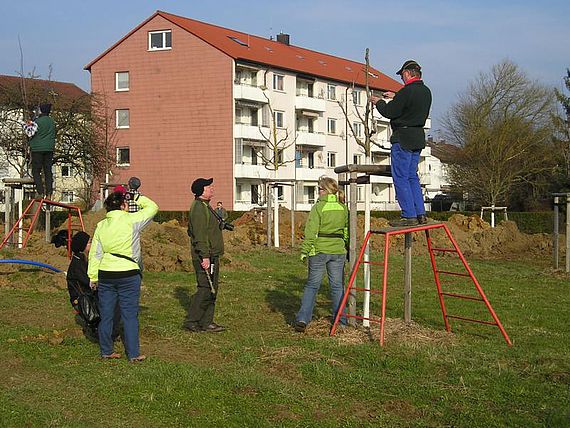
{"left": 185, "top": 178, "right": 225, "bottom": 333}
{"left": 27, "top": 103, "right": 56, "bottom": 199}
{"left": 371, "top": 60, "right": 432, "bottom": 227}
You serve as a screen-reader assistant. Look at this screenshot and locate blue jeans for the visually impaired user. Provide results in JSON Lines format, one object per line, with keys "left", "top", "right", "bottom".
{"left": 391, "top": 143, "right": 426, "bottom": 218}
{"left": 296, "top": 253, "right": 347, "bottom": 325}
{"left": 98, "top": 274, "right": 141, "bottom": 359}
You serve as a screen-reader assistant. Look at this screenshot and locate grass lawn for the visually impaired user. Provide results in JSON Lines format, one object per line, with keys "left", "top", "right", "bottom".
{"left": 0, "top": 248, "right": 568, "bottom": 427}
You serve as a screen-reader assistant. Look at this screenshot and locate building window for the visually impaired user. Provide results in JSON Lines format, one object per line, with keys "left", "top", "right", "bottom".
{"left": 273, "top": 74, "right": 284, "bottom": 91}
{"left": 277, "top": 185, "right": 284, "bottom": 201}
{"left": 277, "top": 149, "right": 284, "bottom": 164}
{"left": 327, "top": 152, "right": 336, "bottom": 168}
{"left": 251, "top": 185, "right": 260, "bottom": 204}
{"left": 327, "top": 118, "right": 337, "bottom": 135}
{"left": 117, "top": 147, "right": 130, "bottom": 166}
{"left": 61, "top": 165, "right": 73, "bottom": 177}
{"left": 149, "top": 30, "right": 172, "bottom": 50}
{"left": 274, "top": 111, "right": 284, "bottom": 128}
{"left": 353, "top": 122, "right": 362, "bottom": 138}
{"left": 61, "top": 191, "right": 75, "bottom": 203}
{"left": 352, "top": 90, "right": 361, "bottom": 105}
{"left": 116, "top": 109, "right": 130, "bottom": 129}
{"left": 327, "top": 84, "right": 336, "bottom": 101}
{"left": 115, "top": 72, "right": 129, "bottom": 91}
{"left": 353, "top": 154, "right": 363, "bottom": 165}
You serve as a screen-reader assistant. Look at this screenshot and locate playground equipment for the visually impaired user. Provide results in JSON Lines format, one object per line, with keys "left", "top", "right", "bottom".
{"left": 1, "top": 178, "right": 84, "bottom": 258}
{"left": 330, "top": 222, "right": 512, "bottom": 346}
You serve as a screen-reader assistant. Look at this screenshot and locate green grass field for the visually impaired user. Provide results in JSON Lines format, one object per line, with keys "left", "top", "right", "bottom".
{"left": 0, "top": 248, "right": 568, "bottom": 427}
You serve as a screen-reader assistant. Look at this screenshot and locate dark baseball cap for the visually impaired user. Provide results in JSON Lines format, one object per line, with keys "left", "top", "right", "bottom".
{"left": 191, "top": 177, "right": 213, "bottom": 196}
{"left": 396, "top": 60, "right": 421, "bottom": 75}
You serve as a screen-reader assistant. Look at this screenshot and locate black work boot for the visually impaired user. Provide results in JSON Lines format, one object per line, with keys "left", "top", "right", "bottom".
{"left": 417, "top": 214, "right": 428, "bottom": 225}
{"left": 389, "top": 217, "right": 419, "bottom": 227}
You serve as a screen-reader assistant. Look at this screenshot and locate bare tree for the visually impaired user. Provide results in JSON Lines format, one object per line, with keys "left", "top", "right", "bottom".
{"left": 258, "top": 90, "right": 296, "bottom": 171}
{"left": 442, "top": 60, "right": 556, "bottom": 207}
{"left": 553, "top": 68, "right": 570, "bottom": 188}
{"left": 0, "top": 73, "right": 115, "bottom": 206}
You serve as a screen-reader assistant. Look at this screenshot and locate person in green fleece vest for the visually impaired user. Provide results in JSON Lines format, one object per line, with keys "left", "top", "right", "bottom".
{"left": 295, "top": 176, "right": 348, "bottom": 333}
{"left": 28, "top": 103, "right": 56, "bottom": 198}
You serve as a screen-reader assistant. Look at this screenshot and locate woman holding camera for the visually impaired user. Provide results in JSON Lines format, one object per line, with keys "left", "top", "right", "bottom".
{"left": 88, "top": 190, "right": 158, "bottom": 362}
{"left": 295, "top": 176, "right": 348, "bottom": 333}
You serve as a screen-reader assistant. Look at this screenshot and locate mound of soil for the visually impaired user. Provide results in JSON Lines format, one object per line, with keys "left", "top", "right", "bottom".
{"left": 0, "top": 209, "right": 556, "bottom": 279}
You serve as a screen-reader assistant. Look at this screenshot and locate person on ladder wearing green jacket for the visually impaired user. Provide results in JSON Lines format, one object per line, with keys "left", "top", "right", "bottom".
{"left": 295, "top": 176, "right": 348, "bottom": 333}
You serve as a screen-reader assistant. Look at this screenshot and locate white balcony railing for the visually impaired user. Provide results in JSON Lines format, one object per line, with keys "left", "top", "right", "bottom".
{"left": 234, "top": 124, "right": 270, "bottom": 140}
{"left": 295, "top": 95, "right": 326, "bottom": 112}
{"left": 296, "top": 131, "right": 326, "bottom": 147}
{"left": 233, "top": 84, "right": 268, "bottom": 104}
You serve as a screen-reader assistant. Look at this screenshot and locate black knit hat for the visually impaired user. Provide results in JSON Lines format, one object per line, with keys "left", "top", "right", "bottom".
{"left": 396, "top": 60, "right": 421, "bottom": 75}
{"left": 39, "top": 103, "right": 52, "bottom": 115}
{"left": 71, "top": 231, "right": 90, "bottom": 254}
{"left": 191, "top": 178, "right": 213, "bottom": 196}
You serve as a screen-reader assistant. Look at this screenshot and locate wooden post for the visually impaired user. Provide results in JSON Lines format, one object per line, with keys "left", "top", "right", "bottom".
{"left": 4, "top": 186, "right": 11, "bottom": 239}
{"left": 554, "top": 196, "right": 559, "bottom": 270}
{"left": 45, "top": 203, "right": 51, "bottom": 243}
{"left": 404, "top": 232, "right": 412, "bottom": 323}
{"left": 348, "top": 171, "right": 358, "bottom": 324}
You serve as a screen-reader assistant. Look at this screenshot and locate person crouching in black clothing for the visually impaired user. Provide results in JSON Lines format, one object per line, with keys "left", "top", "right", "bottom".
{"left": 66, "top": 231, "right": 120, "bottom": 342}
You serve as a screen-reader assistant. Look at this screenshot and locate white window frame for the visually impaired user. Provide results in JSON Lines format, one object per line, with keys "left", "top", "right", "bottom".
{"left": 115, "top": 71, "right": 129, "bottom": 92}
{"left": 148, "top": 30, "right": 172, "bottom": 51}
{"left": 327, "top": 152, "right": 336, "bottom": 168}
{"left": 352, "top": 90, "right": 361, "bottom": 106}
{"left": 353, "top": 154, "right": 363, "bottom": 165}
{"left": 116, "top": 147, "right": 130, "bottom": 166}
{"left": 61, "top": 190, "right": 75, "bottom": 203}
{"left": 353, "top": 122, "right": 362, "bottom": 138}
{"left": 327, "top": 118, "right": 337, "bottom": 135}
{"left": 327, "top": 84, "right": 336, "bottom": 101}
{"left": 116, "top": 109, "right": 130, "bottom": 129}
{"left": 61, "top": 164, "right": 73, "bottom": 178}
{"left": 273, "top": 74, "right": 284, "bottom": 91}
{"left": 274, "top": 111, "right": 285, "bottom": 128}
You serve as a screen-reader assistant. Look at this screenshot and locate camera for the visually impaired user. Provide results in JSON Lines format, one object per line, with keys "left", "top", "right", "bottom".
{"left": 219, "top": 221, "right": 234, "bottom": 232}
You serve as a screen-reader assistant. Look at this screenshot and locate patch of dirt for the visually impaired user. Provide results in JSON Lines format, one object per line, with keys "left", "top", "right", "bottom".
{"left": 303, "top": 317, "right": 455, "bottom": 346}
{"left": 0, "top": 209, "right": 556, "bottom": 282}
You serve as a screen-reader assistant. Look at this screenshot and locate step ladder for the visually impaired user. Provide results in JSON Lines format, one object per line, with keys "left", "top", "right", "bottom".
{"left": 0, "top": 198, "right": 85, "bottom": 258}
{"left": 331, "top": 222, "right": 512, "bottom": 346}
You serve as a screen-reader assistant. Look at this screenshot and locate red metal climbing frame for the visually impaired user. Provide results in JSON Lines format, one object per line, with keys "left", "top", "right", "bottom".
{"left": 330, "top": 222, "right": 512, "bottom": 346}
{"left": 0, "top": 198, "right": 85, "bottom": 258}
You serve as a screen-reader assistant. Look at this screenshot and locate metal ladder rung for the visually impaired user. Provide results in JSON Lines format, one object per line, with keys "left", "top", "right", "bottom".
{"left": 441, "top": 292, "right": 483, "bottom": 301}
{"left": 345, "top": 314, "right": 382, "bottom": 324}
{"left": 447, "top": 315, "right": 498, "bottom": 326}
{"left": 436, "top": 270, "right": 471, "bottom": 277}
{"left": 431, "top": 247, "right": 458, "bottom": 253}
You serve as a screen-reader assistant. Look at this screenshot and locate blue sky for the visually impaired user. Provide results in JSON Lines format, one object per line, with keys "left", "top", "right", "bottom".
{"left": 1, "top": 0, "right": 568, "bottom": 131}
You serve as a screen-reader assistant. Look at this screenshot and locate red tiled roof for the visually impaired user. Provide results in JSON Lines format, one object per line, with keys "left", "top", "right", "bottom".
{"left": 85, "top": 10, "right": 402, "bottom": 92}
{"left": 0, "top": 75, "right": 88, "bottom": 101}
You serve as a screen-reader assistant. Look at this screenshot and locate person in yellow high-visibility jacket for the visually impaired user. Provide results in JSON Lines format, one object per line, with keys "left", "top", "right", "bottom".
{"left": 88, "top": 191, "right": 158, "bottom": 362}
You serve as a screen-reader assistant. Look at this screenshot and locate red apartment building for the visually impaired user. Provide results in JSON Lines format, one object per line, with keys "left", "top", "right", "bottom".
{"left": 85, "top": 10, "right": 411, "bottom": 211}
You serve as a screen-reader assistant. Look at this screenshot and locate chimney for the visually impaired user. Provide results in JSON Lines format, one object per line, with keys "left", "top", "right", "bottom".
{"left": 276, "top": 33, "right": 290, "bottom": 45}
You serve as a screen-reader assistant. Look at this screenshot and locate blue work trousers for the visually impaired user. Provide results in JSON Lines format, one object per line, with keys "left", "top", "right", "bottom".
{"left": 296, "top": 253, "right": 347, "bottom": 325}
{"left": 98, "top": 274, "right": 141, "bottom": 359}
{"left": 391, "top": 143, "right": 426, "bottom": 218}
